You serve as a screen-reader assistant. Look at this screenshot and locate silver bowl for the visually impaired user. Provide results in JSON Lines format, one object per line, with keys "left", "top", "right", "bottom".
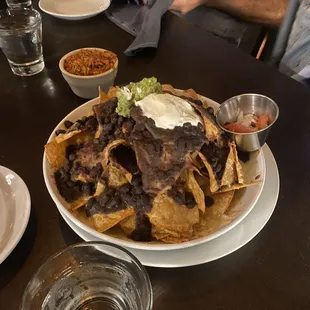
{"left": 216, "top": 93, "right": 279, "bottom": 152}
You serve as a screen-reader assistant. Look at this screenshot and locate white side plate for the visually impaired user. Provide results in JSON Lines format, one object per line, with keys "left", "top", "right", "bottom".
{"left": 39, "top": 0, "right": 111, "bottom": 20}
{"left": 0, "top": 166, "right": 31, "bottom": 264}
{"left": 60, "top": 144, "right": 279, "bottom": 267}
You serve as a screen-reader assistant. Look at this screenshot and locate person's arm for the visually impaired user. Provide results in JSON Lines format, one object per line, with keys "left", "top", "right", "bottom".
{"left": 170, "top": 0, "right": 289, "bottom": 26}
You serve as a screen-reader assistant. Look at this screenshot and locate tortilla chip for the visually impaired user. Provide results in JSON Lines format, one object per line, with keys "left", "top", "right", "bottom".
{"left": 182, "top": 88, "right": 200, "bottom": 101}
{"left": 189, "top": 151, "right": 205, "bottom": 170}
{"left": 193, "top": 190, "right": 235, "bottom": 238}
{"left": 194, "top": 103, "right": 223, "bottom": 143}
{"left": 45, "top": 140, "right": 67, "bottom": 171}
{"left": 102, "top": 139, "right": 128, "bottom": 168}
{"left": 232, "top": 142, "right": 245, "bottom": 184}
{"left": 99, "top": 86, "right": 118, "bottom": 102}
{"left": 120, "top": 215, "right": 136, "bottom": 235}
{"left": 71, "top": 208, "right": 95, "bottom": 227}
{"left": 186, "top": 170, "right": 205, "bottom": 213}
{"left": 71, "top": 182, "right": 105, "bottom": 210}
{"left": 55, "top": 129, "right": 83, "bottom": 143}
{"left": 148, "top": 191, "right": 199, "bottom": 238}
{"left": 109, "top": 161, "right": 133, "bottom": 183}
{"left": 206, "top": 191, "right": 235, "bottom": 218}
{"left": 217, "top": 181, "right": 260, "bottom": 193}
{"left": 162, "top": 84, "right": 180, "bottom": 95}
{"left": 103, "top": 164, "right": 129, "bottom": 187}
{"left": 221, "top": 142, "right": 237, "bottom": 187}
{"left": 198, "top": 152, "right": 220, "bottom": 192}
{"left": 107, "top": 86, "right": 117, "bottom": 98}
{"left": 152, "top": 227, "right": 191, "bottom": 243}
{"left": 92, "top": 208, "right": 135, "bottom": 232}
{"left": 99, "top": 88, "right": 110, "bottom": 103}
{"left": 45, "top": 130, "right": 95, "bottom": 172}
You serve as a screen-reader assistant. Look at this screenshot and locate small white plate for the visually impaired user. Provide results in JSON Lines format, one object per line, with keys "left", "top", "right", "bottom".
{"left": 43, "top": 96, "right": 265, "bottom": 251}
{"left": 59, "top": 144, "right": 279, "bottom": 267}
{"left": 39, "top": 0, "right": 111, "bottom": 20}
{"left": 0, "top": 166, "right": 31, "bottom": 264}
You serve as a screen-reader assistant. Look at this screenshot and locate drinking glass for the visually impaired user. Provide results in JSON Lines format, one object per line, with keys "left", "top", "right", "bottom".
{"left": 20, "top": 242, "right": 153, "bottom": 310}
{"left": 0, "top": 7, "right": 44, "bottom": 76}
{"left": 6, "top": 0, "right": 32, "bottom": 8}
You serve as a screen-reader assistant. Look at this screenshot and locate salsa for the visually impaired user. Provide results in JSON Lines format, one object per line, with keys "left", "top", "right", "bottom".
{"left": 224, "top": 112, "right": 269, "bottom": 133}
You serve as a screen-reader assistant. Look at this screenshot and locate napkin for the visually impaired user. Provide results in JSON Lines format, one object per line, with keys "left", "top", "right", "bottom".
{"left": 106, "top": 0, "right": 174, "bottom": 56}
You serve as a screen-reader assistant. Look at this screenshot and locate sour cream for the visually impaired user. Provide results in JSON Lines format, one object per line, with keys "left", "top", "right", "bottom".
{"left": 135, "top": 93, "right": 202, "bottom": 130}
{"left": 119, "top": 86, "right": 133, "bottom": 100}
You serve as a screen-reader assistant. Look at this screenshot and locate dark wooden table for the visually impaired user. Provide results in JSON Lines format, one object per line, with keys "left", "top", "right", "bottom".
{"left": 1, "top": 6, "right": 310, "bottom": 310}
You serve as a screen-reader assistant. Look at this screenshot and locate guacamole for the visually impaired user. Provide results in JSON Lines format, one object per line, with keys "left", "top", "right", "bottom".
{"left": 116, "top": 77, "right": 162, "bottom": 117}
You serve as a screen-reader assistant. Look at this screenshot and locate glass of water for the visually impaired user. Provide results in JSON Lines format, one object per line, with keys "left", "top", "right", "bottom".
{"left": 6, "top": 0, "right": 32, "bottom": 8}
{"left": 0, "top": 8, "right": 44, "bottom": 76}
{"left": 20, "top": 242, "right": 153, "bottom": 310}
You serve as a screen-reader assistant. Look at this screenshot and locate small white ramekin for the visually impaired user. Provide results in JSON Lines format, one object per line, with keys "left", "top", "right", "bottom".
{"left": 59, "top": 48, "right": 118, "bottom": 99}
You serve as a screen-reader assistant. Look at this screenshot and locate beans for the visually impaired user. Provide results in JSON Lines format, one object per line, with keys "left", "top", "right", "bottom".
{"left": 67, "top": 180, "right": 75, "bottom": 188}
{"left": 124, "top": 120, "right": 134, "bottom": 132}
{"left": 55, "top": 129, "right": 66, "bottom": 136}
{"left": 132, "top": 175, "right": 141, "bottom": 186}
{"left": 205, "top": 196, "right": 214, "bottom": 207}
{"left": 85, "top": 117, "right": 98, "bottom": 131}
{"left": 64, "top": 120, "right": 74, "bottom": 129}
{"left": 206, "top": 107, "right": 214, "bottom": 115}
{"left": 214, "top": 163, "right": 222, "bottom": 173}
{"left": 140, "top": 194, "right": 149, "bottom": 206}
{"left": 135, "top": 187, "right": 143, "bottom": 195}
{"left": 89, "top": 167, "right": 98, "bottom": 179}
{"left": 63, "top": 160, "right": 71, "bottom": 172}
{"left": 99, "top": 132, "right": 107, "bottom": 143}
{"left": 145, "top": 143, "right": 155, "bottom": 155}
{"left": 111, "top": 113, "right": 118, "bottom": 124}
{"left": 119, "top": 184, "right": 130, "bottom": 193}
{"left": 107, "top": 188, "right": 115, "bottom": 196}
{"left": 81, "top": 116, "right": 88, "bottom": 123}
{"left": 114, "top": 129, "right": 121, "bottom": 137}
{"left": 174, "top": 195, "right": 185, "bottom": 205}
{"left": 82, "top": 183, "right": 93, "bottom": 196}
{"left": 69, "top": 153, "right": 76, "bottom": 161}
{"left": 98, "top": 193, "right": 110, "bottom": 206}
{"left": 103, "top": 123, "right": 113, "bottom": 133}
{"left": 117, "top": 116, "right": 124, "bottom": 126}
{"left": 183, "top": 122, "right": 191, "bottom": 129}
{"left": 185, "top": 192, "right": 196, "bottom": 208}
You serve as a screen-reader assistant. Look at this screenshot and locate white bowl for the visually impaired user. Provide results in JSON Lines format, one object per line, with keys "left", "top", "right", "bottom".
{"left": 39, "top": 0, "right": 111, "bottom": 20}
{"left": 43, "top": 95, "right": 266, "bottom": 251}
{"left": 59, "top": 48, "right": 118, "bottom": 99}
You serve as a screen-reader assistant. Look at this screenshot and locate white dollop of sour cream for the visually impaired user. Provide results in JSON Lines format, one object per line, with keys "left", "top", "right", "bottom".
{"left": 120, "top": 86, "right": 133, "bottom": 100}
{"left": 135, "top": 93, "right": 202, "bottom": 130}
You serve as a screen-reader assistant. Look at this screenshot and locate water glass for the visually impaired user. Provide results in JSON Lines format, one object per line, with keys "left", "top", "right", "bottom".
{"left": 0, "top": 8, "right": 44, "bottom": 76}
{"left": 20, "top": 242, "right": 153, "bottom": 310}
{"left": 6, "top": 0, "right": 32, "bottom": 8}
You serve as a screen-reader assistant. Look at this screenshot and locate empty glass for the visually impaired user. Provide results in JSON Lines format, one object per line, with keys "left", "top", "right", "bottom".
{"left": 20, "top": 242, "right": 153, "bottom": 310}
{"left": 0, "top": 7, "right": 44, "bottom": 76}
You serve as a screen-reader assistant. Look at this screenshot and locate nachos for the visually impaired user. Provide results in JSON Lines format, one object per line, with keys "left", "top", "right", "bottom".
{"left": 45, "top": 77, "right": 259, "bottom": 243}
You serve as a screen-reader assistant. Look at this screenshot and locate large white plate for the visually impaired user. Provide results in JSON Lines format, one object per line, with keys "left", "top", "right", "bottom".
{"left": 43, "top": 96, "right": 265, "bottom": 251}
{"left": 39, "top": 0, "right": 111, "bottom": 20}
{"left": 60, "top": 144, "right": 279, "bottom": 267}
{"left": 0, "top": 166, "right": 31, "bottom": 264}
